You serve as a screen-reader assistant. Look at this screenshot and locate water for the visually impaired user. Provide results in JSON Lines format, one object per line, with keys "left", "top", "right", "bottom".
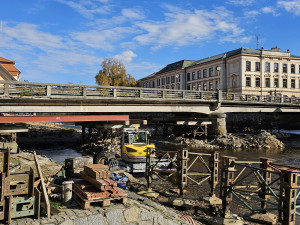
{"left": 35, "top": 148, "right": 82, "bottom": 163}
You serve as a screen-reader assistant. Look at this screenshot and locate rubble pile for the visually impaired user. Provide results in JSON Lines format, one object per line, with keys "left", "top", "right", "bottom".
{"left": 213, "top": 131, "right": 284, "bottom": 150}
{"left": 79, "top": 137, "right": 121, "bottom": 156}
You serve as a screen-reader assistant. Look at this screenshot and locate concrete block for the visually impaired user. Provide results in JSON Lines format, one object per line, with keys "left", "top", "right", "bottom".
{"left": 87, "top": 214, "right": 106, "bottom": 225}
{"left": 105, "top": 209, "right": 123, "bottom": 225}
{"left": 123, "top": 207, "right": 140, "bottom": 223}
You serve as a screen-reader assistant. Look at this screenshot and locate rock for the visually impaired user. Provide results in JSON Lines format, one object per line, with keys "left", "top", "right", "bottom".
{"left": 123, "top": 207, "right": 140, "bottom": 222}
{"left": 249, "top": 212, "right": 278, "bottom": 225}
{"left": 105, "top": 209, "right": 123, "bottom": 225}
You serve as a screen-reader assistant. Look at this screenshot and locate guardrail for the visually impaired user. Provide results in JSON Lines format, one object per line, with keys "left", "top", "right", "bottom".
{"left": 0, "top": 81, "right": 299, "bottom": 105}
{"left": 0, "top": 81, "right": 217, "bottom": 101}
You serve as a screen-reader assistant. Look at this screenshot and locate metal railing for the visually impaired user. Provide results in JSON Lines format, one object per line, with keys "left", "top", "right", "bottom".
{"left": 0, "top": 81, "right": 300, "bottom": 105}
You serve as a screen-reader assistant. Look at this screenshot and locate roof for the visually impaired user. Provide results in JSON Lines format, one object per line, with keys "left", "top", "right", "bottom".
{"left": 156, "top": 60, "right": 195, "bottom": 75}
{"left": 0, "top": 57, "right": 14, "bottom": 64}
{"left": 1, "top": 64, "right": 20, "bottom": 76}
{"left": 190, "top": 47, "right": 262, "bottom": 67}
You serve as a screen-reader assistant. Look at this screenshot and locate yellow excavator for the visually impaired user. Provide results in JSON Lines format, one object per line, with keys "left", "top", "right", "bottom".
{"left": 121, "top": 127, "right": 155, "bottom": 163}
{"left": 94, "top": 127, "right": 170, "bottom": 173}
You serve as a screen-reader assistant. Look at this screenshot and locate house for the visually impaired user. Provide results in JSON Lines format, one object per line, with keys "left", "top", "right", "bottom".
{"left": 0, "top": 57, "right": 20, "bottom": 81}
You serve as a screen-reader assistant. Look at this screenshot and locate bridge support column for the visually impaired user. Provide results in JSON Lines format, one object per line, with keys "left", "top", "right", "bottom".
{"left": 210, "top": 113, "right": 227, "bottom": 136}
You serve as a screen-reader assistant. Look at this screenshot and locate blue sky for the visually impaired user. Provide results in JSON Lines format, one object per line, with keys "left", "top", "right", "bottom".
{"left": 1, "top": 0, "right": 300, "bottom": 85}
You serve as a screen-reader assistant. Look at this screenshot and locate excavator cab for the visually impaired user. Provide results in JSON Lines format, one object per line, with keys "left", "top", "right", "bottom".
{"left": 121, "top": 128, "right": 155, "bottom": 163}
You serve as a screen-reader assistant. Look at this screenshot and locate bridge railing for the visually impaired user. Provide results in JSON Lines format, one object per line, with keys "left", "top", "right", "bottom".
{"left": 0, "top": 81, "right": 218, "bottom": 101}
{"left": 1, "top": 81, "right": 299, "bottom": 105}
{"left": 223, "top": 92, "right": 300, "bottom": 104}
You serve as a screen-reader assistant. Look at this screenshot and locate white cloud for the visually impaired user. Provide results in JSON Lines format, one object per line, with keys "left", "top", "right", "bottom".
{"left": 1, "top": 23, "right": 65, "bottom": 50}
{"left": 244, "top": 6, "right": 279, "bottom": 17}
{"left": 122, "top": 8, "right": 145, "bottom": 20}
{"left": 244, "top": 10, "right": 260, "bottom": 17}
{"left": 56, "top": 0, "right": 112, "bottom": 19}
{"left": 261, "top": 6, "right": 279, "bottom": 16}
{"left": 71, "top": 27, "right": 136, "bottom": 51}
{"left": 278, "top": 0, "right": 300, "bottom": 15}
{"left": 133, "top": 6, "right": 249, "bottom": 49}
{"left": 228, "top": 0, "right": 256, "bottom": 6}
{"left": 113, "top": 50, "right": 137, "bottom": 62}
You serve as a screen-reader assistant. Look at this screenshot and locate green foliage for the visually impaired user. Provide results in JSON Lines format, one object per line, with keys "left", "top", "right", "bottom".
{"left": 95, "top": 58, "right": 137, "bottom": 87}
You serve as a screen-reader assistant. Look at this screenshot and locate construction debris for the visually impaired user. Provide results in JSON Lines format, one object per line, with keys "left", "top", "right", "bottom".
{"left": 72, "top": 164, "right": 127, "bottom": 210}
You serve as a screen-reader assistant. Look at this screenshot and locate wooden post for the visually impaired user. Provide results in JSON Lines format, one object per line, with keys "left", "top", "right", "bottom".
{"left": 33, "top": 151, "right": 50, "bottom": 218}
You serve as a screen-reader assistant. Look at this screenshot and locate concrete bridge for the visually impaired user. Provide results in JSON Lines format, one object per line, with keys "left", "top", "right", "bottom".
{"left": 1, "top": 81, "right": 300, "bottom": 135}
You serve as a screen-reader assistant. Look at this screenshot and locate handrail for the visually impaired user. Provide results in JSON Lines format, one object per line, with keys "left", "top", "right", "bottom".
{"left": 0, "top": 81, "right": 299, "bottom": 105}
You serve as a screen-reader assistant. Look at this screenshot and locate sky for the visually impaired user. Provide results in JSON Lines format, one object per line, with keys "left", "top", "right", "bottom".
{"left": 1, "top": 0, "right": 300, "bottom": 85}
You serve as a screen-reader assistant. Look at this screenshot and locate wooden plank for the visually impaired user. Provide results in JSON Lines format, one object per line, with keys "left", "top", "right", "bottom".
{"left": 33, "top": 151, "right": 50, "bottom": 218}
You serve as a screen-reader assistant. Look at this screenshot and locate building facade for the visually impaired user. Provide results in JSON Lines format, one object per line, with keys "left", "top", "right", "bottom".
{"left": 0, "top": 57, "right": 20, "bottom": 81}
{"left": 139, "top": 47, "right": 300, "bottom": 97}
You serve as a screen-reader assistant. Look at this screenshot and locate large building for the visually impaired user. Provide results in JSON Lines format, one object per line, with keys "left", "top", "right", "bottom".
{"left": 139, "top": 47, "right": 300, "bottom": 97}
{"left": 0, "top": 57, "right": 21, "bottom": 81}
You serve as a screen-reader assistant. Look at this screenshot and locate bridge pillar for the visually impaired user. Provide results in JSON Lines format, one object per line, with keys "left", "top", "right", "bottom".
{"left": 210, "top": 113, "right": 227, "bottom": 136}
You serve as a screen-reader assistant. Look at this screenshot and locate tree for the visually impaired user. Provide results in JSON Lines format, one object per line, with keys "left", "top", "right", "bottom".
{"left": 95, "top": 58, "right": 137, "bottom": 87}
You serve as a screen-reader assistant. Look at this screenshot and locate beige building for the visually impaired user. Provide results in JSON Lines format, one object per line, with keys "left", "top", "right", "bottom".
{"left": 139, "top": 47, "right": 300, "bottom": 97}
{"left": 0, "top": 57, "right": 20, "bottom": 81}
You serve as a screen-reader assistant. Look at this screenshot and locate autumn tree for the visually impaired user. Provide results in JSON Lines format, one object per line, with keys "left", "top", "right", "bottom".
{"left": 95, "top": 58, "right": 137, "bottom": 87}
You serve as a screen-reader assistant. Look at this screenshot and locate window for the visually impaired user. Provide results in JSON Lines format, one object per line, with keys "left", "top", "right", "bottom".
{"left": 176, "top": 74, "right": 180, "bottom": 82}
{"left": 274, "top": 78, "right": 279, "bottom": 88}
{"left": 265, "top": 78, "right": 270, "bottom": 87}
{"left": 192, "top": 72, "right": 196, "bottom": 80}
{"left": 291, "top": 64, "right": 295, "bottom": 73}
{"left": 166, "top": 77, "right": 170, "bottom": 84}
{"left": 197, "top": 84, "right": 201, "bottom": 91}
{"left": 171, "top": 76, "right": 175, "bottom": 83}
{"left": 283, "top": 64, "right": 287, "bottom": 73}
{"left": 197, "top": 70, "right": 201, "bottom": 79}
{"left": 255, "top": 62, "right": 260, "bottom": 71}
{"left": 209, "top": 81, "right": 213, "bottom": 91}
{"left": 246, "top": 61, "right": 251, "bottom": 71}
{"left": 187, "top": 85, "right": 191, "bottom": 90}
{"left": 162, "top": 78, "right": 165, "bottom": 85}
{"left": 246, "top": 77, "right": 251, "bottom": 87}
{"left": 203, "top": 69, "right": 207, "bottom": 78}
{"left": 157, "top": 79, "right": 160, "bottom": 86}
{"left": 265, "top": 62, "right": 270, "bottom": 72}
{"left": 209, "top": 68, "right": 213, "bottom": 77}
{"left": 203, "top": 82, "right": 207, "bottom": 91}
{"left": 291, "top": 79, "right": 295, "bottom": 88}
{"left": 283, "top": 79, "right": 287, "bottom": 88}
{"left": 215, "top": 81, "right": 219, "bottom": 90}
{"left": 255, "top": 77, "right": 260, "bottom": 87}
{"left": 274, "top": 63, "right": 278, "bottom": 72}
{"left": 187, "top": 73, "right": 191, "bottom": 81}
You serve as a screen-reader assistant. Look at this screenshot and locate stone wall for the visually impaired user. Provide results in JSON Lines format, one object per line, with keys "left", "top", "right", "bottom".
{"left": 10, "top": 192, "right": 191, "bottom": 225}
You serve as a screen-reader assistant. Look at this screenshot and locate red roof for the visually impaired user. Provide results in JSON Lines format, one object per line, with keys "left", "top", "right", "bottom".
{"left": 1, "top": 64, "right": 20, "bottom": 76}
{"left": 0, "top": 57, "right": 14, "bottom": 64}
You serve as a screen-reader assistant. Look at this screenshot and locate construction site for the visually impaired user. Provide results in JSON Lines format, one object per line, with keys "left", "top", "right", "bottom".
{"left": 0, "top": 121, "right": 299, "bottom": 225}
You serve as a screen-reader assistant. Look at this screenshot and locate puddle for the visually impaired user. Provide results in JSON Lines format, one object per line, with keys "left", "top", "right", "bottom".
{"left": 35, "top": 148, "right": 82, "bottom": 163}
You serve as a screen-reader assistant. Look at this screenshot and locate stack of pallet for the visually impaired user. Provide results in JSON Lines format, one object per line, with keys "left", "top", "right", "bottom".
{"left": 72, "top": 164, "right": 127, "bottom": 209}
{"left": 0, "top": 149, "right": 41, "bottom": 224}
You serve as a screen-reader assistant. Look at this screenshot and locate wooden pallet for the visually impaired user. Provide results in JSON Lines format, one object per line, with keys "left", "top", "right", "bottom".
{"left": 72, "top": 189, "right": 127, "bottom": 210}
